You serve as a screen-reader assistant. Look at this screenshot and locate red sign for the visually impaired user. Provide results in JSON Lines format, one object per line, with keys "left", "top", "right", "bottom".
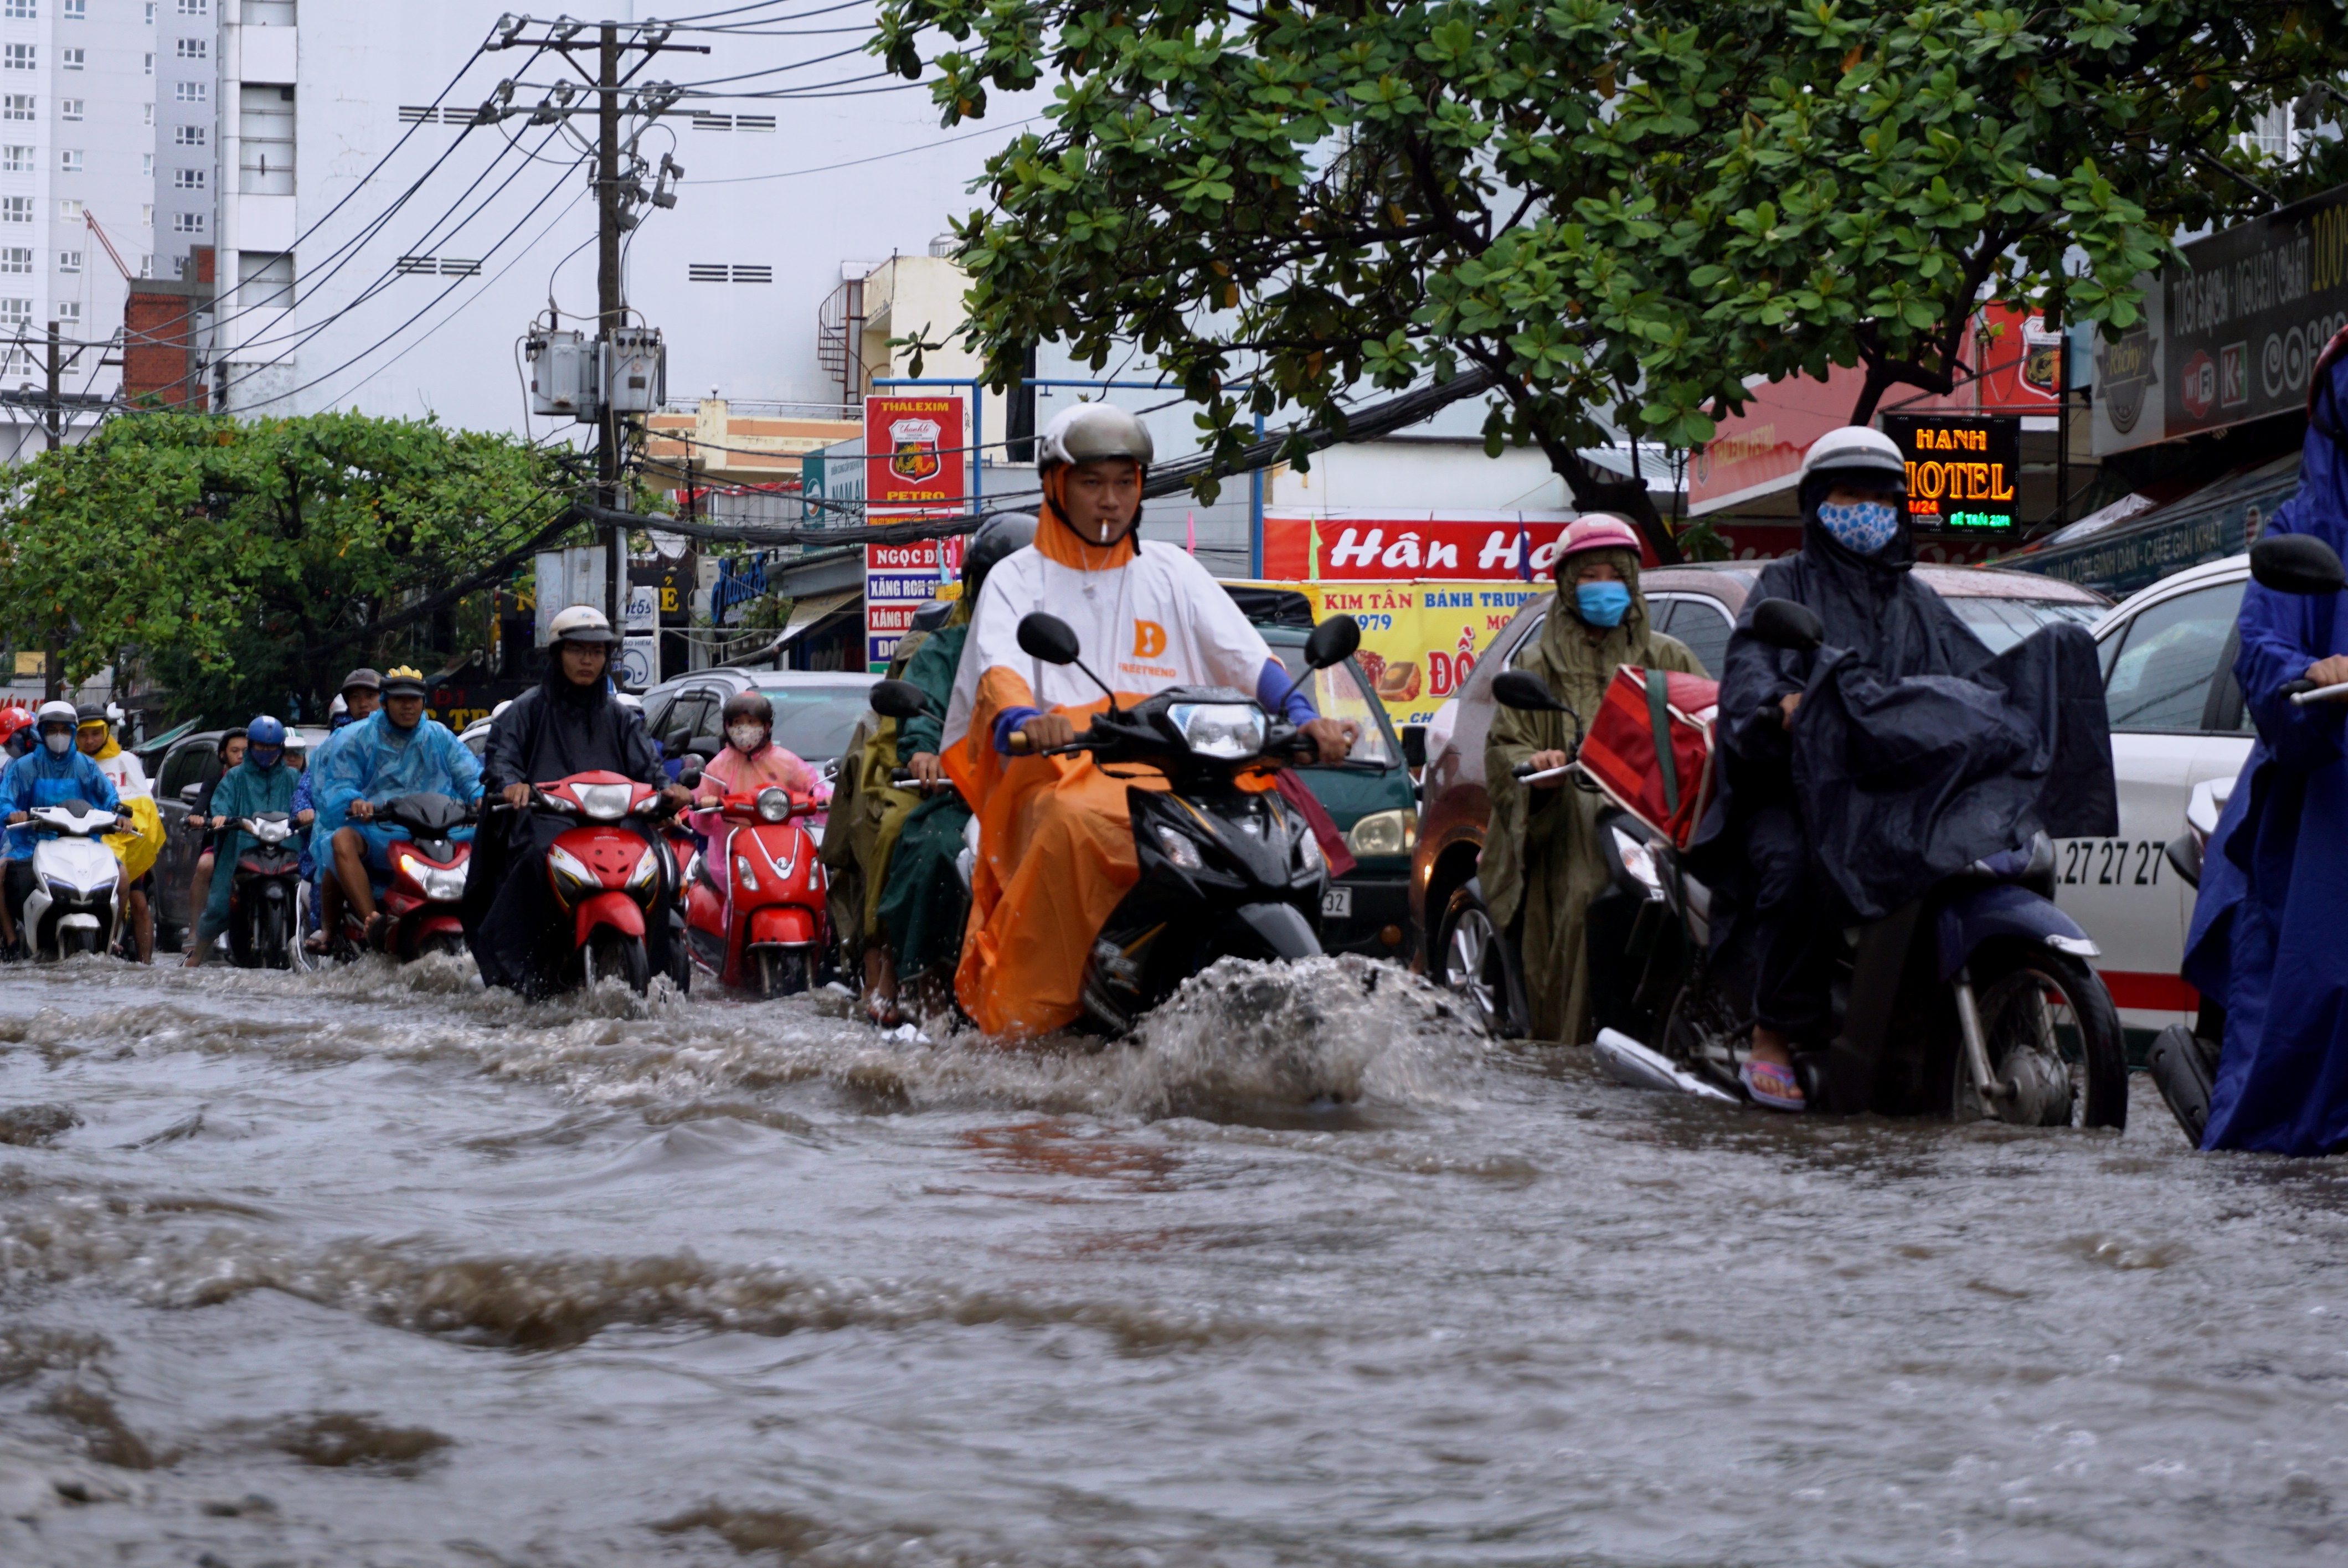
{"left": 2180, "top": 350, "right": 2217, "bottom": 421}
{"left": 863, "top": 395, "right": 967, "bottom": 513}
{"left": 1975, "top": 303, "right": 2064, "bottom": 412}
{"left": 1263, "top": 513, "right": 1615, "bottom": 581}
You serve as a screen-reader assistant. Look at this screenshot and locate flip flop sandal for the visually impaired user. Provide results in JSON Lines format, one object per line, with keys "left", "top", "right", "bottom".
{"left": 1739, "top": 1059, "right": 1807, "bottom": 1112}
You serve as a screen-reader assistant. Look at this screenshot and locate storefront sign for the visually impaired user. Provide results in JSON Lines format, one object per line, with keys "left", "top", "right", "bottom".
{"left": 1260, "top": 513, "right": 1590, "bottom": 583}
{"left": 1238, "top": 581, "right": 1545, "bottom": 728}
{"left": 862, "top": 396, "right": 967, "bottom": 512}
{"left": 863, "top": 537, "right": 963, "bottom": 670}
{"left": 1880, "top": 415, "right": 2022, "bottom": 530}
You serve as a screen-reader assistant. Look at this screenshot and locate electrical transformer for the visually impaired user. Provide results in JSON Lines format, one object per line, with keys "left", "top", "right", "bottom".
{"left": 527, "top": 329, "right": 598, "bottom": 419}
{"left": 602, "top": 327, "right": 667, "bottom": 415}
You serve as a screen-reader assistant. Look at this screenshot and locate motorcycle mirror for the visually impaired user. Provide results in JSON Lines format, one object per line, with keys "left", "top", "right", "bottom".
{"left": 1304, "top": 614, "right": 1362, "bottom": 670}
{"left": 178, "top": 781, "right": 204, "bottom": 803}
{"left": 1016, "top": 612, "right": 1082, "bottom": 666}
{"left": 1492, "top": 670, "right": 1569, "bottom": 712}
{"left": 869, "top": 679, "right": 935, "bottom": 721}
{"left": 677, "top": 763, "right": 703, "bottom": 790}
{"left": 687, "top": 735, "right": 722, "bottom": 761}
{"left": 1748, "top": 597, "right": 1826, "bottom": 652}
{"left": 2250, "top": 534, "right": 2348, "bottom": 596}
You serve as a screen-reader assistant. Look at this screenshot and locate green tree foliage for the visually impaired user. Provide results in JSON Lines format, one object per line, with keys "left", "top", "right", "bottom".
{"left": 874, "top": 0, "right": 2347, "bottom": 555}
{"left": 0, "top": 411, "right": 561, "bottom": 723}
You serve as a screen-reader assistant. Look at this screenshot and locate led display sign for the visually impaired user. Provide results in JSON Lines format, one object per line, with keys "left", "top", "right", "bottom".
{"left": 1880, "top": 414, "right": 2022, "bottom": 531}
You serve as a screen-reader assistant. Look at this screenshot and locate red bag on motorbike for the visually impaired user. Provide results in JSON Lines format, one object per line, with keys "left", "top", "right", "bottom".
{"left": 1575, "top": 667, "right": 1719, "bottom": 848}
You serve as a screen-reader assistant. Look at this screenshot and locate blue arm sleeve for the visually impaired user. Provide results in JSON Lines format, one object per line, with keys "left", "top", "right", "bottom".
{"left": 439, "top": 725, "right": 485, "bottom": 802}
{"left": 991, "top": 705, "right": 1042, "bottom": 755}
{"left": 2238, "top": 581, "right": 2347, "bottom": 771}
{"left": 1257, "top": 658, "right": 1320, "bottom": 725}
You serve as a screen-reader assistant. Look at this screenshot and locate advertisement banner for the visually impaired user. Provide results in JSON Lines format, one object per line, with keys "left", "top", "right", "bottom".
{"left": 1879, "top": 414, "right": 2022, "bottom": 531}
{"left": 1260, "top": 512, "right": 1588, "bottom": 582}
{"left": 1975, "top": 303, "right": 2065, "bottom": 412}
{"left": 1259, "top": 581, "right": 1548, "bottom": 729}
{"left": 863, "top": 395, "right": 968, "bottom": 513}
{"left": 863, "top": 537, "right": 964, "bottom": 670}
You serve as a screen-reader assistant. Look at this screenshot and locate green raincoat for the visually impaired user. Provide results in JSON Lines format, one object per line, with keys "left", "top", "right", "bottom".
{"left": 820, "top": 611, "right": 960, "bottom": 968}
{"left": 1480, "top": 547, "right": 1703, "bottom": 1043}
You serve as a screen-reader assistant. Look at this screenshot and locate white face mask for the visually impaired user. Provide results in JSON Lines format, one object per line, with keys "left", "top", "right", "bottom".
{"left": 43, "top": 731, "right": 71, "bottom": 756}
{"left": 727, "top": 723, "right": 765, "bottom": 754}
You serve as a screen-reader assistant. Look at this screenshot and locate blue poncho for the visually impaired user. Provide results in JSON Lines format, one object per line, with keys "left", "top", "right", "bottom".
{"left": 311, "top": 710, "right": 482, "bottom": 839}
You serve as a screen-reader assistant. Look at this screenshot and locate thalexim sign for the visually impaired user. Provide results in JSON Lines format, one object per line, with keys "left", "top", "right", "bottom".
{"left": 1880, "top": 414, "right": 2022, "bottom": 531}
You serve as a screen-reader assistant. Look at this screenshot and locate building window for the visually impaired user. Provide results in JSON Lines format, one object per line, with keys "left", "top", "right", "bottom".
{"left": 175, "top": 38, "right": 205, "bottom": 59}
{"left": 172, "top": 167, "right": 202, "bottom": 189}
{"left": 0, "top": 200, "right": 24, "bottom": 230}
{"left": 174, "top": 82, "right": 206, "bottom": 102}
{"left": 138, "top": 253, "right": 151, "bottom": 278}
{"left": 59, "top": 199, "right": 82, "bottom": 219}
{"left": 2, "top": 2, "right": 32, "bottom": 19}
{"left": 56, "top": 300, "right": 76, "bottom": 324}
{"left": 1, "top": 146, "right": 25, "bottom": 173}
{"left": 1, "top": 300, "right": 31, "bottom": 330}
{"left": 0, "top": 248, "right": 25, "bottom": 272}
{"left": 142, "top": 103, "right": 152, "bottom": 126}
{"left": 171, "top": 211, "right": 202, "bottom": 233}
{"left": 174, "top": 124, "right": 204, "bottom": 146}
{"left": 4, "top": 46, "right": 35, "bottom": 72}
{"left": 61, "top": 48, "right": 83, "bottom": 71}
{"left": 0, "top": 97, "right": 28, "bottom": 122}
{"left": 140, "top": 203, "right": 151, "bottom": 225}
{"left": 58, "top": 149, "right": 79, "bottom": 173}
{"left": 143, "top": 52, "right": 153, "bottom": 75}
{"left": 64, "top": 0, "right": 82, "bottom": 16}
{"left": 60, "top": 99, "right": 82, "bottom": 121}
{"left": 55, "top": 249, "right": 77, "bottom": 273}
{"left": 141, "top": 152, "right": 152, "bottom": 176}
{"left": 177, "top": 0, "right": 206, "bottom": 11}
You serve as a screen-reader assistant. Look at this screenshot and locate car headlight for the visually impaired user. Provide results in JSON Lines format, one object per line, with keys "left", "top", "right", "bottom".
{"left": 755, "top": 786, "right": 790, "bottom": 823}
{"left": 574, "top": 783, "right": 634, "bottom": 821}
{"left": 1154, "top": 824, "right": 1204, "bottom": 871}
{"left": 1346, "top": 808, "right": 1418, "bottom": 858}
{"left": 546, "top": 843, "right": 598, "bottom": 906}
{"left": 1168, "top": 702, "right": 1268, "bottom": 761}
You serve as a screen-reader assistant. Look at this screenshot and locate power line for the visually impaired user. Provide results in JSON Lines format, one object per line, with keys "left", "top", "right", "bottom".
{"left": 684, "top": 117, "right": 1037, "bottom": 183}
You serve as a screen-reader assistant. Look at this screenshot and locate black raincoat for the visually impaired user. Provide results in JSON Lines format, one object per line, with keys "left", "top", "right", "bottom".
{"left": 462, "top": 672, "right": 671, "bottom": 994}
{"left": 1691, "top": 512, "right": 2116, "bottom": 1025}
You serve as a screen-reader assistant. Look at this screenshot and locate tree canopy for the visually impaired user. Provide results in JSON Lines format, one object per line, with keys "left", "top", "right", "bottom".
{"left": 0, "top": 411, "right": 563, "bottom": 723}
{"left": 875, "top": 0, "right": 2348, "bottom": 554}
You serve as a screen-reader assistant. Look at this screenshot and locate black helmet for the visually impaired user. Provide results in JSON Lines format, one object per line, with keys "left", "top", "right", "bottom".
{"left": 720, "top": 690, "right": 773, "bottom": 728}
{"left": 964, "top": 511, "right": 1037, "bottom": 594}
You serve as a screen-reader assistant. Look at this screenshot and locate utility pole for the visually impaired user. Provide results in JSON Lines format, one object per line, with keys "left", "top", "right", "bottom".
{"left": 598, "top": 22, "right": 624, "bottom": 632}
{"left": 42, "top": 321, "right": 62, "bottom": 698}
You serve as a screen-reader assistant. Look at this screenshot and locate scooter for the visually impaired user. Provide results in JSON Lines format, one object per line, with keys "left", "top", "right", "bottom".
{"left": 224, "top": 811, "right": 305, "bottom": 969}
{"left": 1491, "top": 597, "right": 2129, "bottom": 1127}
{"left": 2146, "top": 532, "right": 2348, "bottom": 1143}
{"left": 17, "top": 799, "right": 125, "bottom": 959}
{"left": 305, "top": 793, "right": 477, "bottom": 965}
{"left": 871, "top": 610, "right": 1363, "bottom": 1035}
{"left": 507, "top": 771, "right": 682, "bottom": 994}
{"left": 681, "top": 785, "right": 827, "bottom": 997}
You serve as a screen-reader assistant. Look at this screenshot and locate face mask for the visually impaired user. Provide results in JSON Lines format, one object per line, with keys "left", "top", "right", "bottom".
{"left": 727, "top": 724, "right": 766, "bottom": 754}
{"left": 1574, "top": 580, "right": 1633, "bottom": 628}
{"left": 42, "top": 731, "right": 70, "bottom": 757}
{"left": 250, "top": 746, "right": 281, "bottom": 769}
{"left": 1817, "top": 498, "right": 1901, "bottom": 555}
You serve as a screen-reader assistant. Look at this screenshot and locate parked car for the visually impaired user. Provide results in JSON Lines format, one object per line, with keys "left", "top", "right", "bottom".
{"left": 1410, "top": 561, "right": 2110, "bottom": 1034}
{"left": 638, "top": 668, "right": 881, "bottom": 788}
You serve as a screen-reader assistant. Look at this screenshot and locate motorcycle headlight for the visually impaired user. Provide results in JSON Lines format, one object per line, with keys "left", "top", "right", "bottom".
{"left": 420, "top": 864, "right": 468, "bottom": 901}
{"left": 1168, "top": 702, "right": 1267, "bottom": 761}
{"left": 1345, "top": 808, "right": 1417, "bottom": 858}
{"left": 546, "top": 843, "right": 598, "bottom": 906}
{"left": 574, "top": 783, "right": 634, "bottom": 822}
{"left": 755, "top": 787, "right": 790, "bottom": 823}
{"left": 252, "top": 819, "right": 290, "bottom": 845}
{"left": 1154, "top": 823, "right": 1204, "bottom": 871}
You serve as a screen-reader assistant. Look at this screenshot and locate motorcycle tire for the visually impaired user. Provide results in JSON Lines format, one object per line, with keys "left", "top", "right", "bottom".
{"left": 419, "top": 932, "right": 467, "bottom": 962}
{"left": 1436, "top": 883, "right": 1530, "bottom": 1039}
{"left": 262, "top": 901, "right": 290, "bottom": 971}
{"left": 755, "top": 947, "right": 807, "bottom": 1000}
{"left": 65, "top": 926, "right": 96, "bottom": 957}
{"left": 1959, "top": 938, "right": 2128, "bottom": 1131}
{"left": 586, "top": 930, "right": 650, "bottom": 995}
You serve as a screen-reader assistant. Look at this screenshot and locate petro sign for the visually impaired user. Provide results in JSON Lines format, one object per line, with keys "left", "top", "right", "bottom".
{"left": 1880, "top": 415, "right": 2021, "bottom": 530}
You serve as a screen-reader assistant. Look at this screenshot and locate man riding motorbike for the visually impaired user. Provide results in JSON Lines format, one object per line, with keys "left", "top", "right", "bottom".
{"left": 186, "top": 727, "right": 246, "bottom": 944}
{"left": 76, "top": 704, "right": 163, "bottom": 962}
{"left": 1691, "top": 426, "right": 2115, "bottom": 1110}
{"left": 2185, "top": 329, "right": 2348, "bottom": 1155}
{"left": 464, "top": 606, "right": 686, "bottom": 995}
{"left": 3, "top": 701, "right": 123, "bottom": 957}
{"left": 939, "top": 404, "right": 1357, "bottom": 1038}
{"left": 298, "top": 669, "right": 383, "bottom": 946}
{"left": 183, "top": 715, "right": 312, "bottom": 968}
{"left": 313, "top": 665, "right": 482, "bottom": 949}
{"left": 1481, "top": 515, "right": 1707, "bottom": 1043}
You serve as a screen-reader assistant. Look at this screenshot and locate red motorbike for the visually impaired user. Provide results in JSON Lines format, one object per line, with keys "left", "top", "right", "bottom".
{"left": 525, "top": 771, "right": 677, "bottom": 994}
{"left": 681, "top": 784, "right": 827, "bottom": 997}
{"left": 301, "top": 792, "right": 475, "bottom": 967}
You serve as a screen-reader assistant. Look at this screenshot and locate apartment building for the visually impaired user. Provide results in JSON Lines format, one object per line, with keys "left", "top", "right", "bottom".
{"left": 151, "top": 0, "right": 216, "bottom": 280}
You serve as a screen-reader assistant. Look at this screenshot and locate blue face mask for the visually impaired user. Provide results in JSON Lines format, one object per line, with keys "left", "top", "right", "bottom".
{"left": 1816, "top": 498, "right": 1902, "bottom": 555}
{"left": 1574, "top": 580, "right": 1633, "bottom": 628}
{"left": 249, "top": 745, "right": 282, "bottom": 770}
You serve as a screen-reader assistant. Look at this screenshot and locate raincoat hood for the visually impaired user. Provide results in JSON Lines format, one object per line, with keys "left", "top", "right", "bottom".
{"left": 1551, "top": 545, "right": 1650, "bottom": 638}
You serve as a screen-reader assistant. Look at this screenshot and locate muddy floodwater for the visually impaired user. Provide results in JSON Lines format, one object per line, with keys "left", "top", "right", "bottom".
{"left": 2, "top": 954, "right": 2345, "bottom": 1566}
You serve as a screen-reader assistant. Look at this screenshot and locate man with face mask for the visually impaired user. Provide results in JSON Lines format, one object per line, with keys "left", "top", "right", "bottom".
{"left": 2, "top": 701, "right": 124, "bottom": 955}
{"left": 938, "top": 404, "right": 1359, "bottom": 1038}
{"left": 183, "top": 715, "right": 312, "bottom": 968}
{"left": 1480, "top": 515, "right": 1705, "bottom": 1043}
{"left": 1695, "top": 426, "right": 2114, "bottom": 1109}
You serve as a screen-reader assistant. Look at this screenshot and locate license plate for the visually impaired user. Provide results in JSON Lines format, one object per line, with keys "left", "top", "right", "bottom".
{"left": 1321, "top": 885, "right": 1353, "bottom": 919}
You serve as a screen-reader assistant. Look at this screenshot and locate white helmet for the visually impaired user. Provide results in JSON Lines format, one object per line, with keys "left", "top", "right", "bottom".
{"left": 1798, "top": 426, "right": 1908, "bottom": 493}
{"left": 547, "top": 604, "right": 619, "bottom": 645}
{"left": 1036, "top": 403, "right": 1154, "bottom": 472}
{"left": 34, "top": 699, "right": 77, "bottom": 730}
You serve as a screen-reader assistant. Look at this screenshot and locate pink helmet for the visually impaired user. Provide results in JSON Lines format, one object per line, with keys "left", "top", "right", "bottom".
{"left": 1553, "top": 513, "right": 1641, "bottom": 572}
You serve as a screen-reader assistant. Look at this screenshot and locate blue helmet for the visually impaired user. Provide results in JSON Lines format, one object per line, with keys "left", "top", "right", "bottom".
{"left": 247, "top": 714, "right": 286, "bottom": 765}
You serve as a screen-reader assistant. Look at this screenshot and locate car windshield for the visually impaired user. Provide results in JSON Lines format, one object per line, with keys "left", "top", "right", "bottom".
{"left": 754, "top": 686, "right": 877, "bottom": 763}
{"left": 1269, "top": 652, "right": 1396, "bottom": 766}
{"left": 1947, "top": 596, "right": 2102, "bottom": 654}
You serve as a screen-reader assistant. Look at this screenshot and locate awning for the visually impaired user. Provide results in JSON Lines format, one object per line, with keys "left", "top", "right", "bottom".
{"left": 775, "top": 588, "right": 860, "bottom": 647}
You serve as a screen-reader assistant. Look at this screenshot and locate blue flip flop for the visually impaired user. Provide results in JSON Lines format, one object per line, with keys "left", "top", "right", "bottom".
{"left": 1740, "top": 1059, "right": 1806, "bottom": 1112}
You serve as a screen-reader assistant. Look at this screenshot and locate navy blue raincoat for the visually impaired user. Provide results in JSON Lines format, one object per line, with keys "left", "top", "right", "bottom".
{"left": 2186, "top": 356, "right": 2348, "bottom": 1156}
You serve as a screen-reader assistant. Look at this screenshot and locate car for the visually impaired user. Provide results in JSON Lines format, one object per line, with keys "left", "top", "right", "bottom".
{"left": 1410, "top": 560, "right": 2112, "bottom": 1036}
{"left": 637, "top": 668, "right": 882, "bottom": 789}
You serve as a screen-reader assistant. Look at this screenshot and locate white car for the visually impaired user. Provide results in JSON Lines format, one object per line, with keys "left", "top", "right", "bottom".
{"left": 2056, "top": 554, "right": 2257, "bottom": 1039}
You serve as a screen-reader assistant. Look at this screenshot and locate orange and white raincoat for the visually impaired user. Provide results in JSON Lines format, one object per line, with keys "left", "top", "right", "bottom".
{"left": 941, "top": 523, "right": 1302, "bottom": 1037}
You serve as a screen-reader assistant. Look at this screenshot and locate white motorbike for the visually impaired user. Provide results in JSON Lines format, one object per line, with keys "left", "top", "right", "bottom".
{"left": 19, "top": 798, "right": 127, "bottom": 960}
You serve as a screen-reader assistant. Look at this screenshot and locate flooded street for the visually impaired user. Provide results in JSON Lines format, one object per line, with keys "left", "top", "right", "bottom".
{"left": 3, "top": 955, "right": 2345, "bottom": 1567}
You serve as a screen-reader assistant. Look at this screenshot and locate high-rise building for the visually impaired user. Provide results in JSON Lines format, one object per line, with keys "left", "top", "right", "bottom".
{"left": 152, "top": 0, "right": 218, "bottom": 282}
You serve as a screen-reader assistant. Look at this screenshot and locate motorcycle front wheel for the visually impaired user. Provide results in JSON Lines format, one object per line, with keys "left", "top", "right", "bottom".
{"left": 754, "top": 947, "right": 807, "bottom": 1000}
{"left": 586, "top": 929, "right": 650, "bottom": 994}
{"left": 261, "top": 900, "right": 291, "bottom": 971}
{"left": 1956, "top": 939, "right": 2128, "bottom": 1131}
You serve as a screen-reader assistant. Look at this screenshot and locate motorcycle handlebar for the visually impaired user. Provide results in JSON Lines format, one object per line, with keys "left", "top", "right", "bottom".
{"left": 2288, "top": 679, "right": 2348, "bottom": 706}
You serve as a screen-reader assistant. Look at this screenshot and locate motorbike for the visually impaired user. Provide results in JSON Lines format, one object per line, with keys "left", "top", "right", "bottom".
{"left": 17, "top": 799, "right": 125, "bottom": 959}
{"left": 300, "top": 792, "right": 477, "bottom": 966}
{"left": 2146, "top": 532, "right": 2348, "bottom": 1143}
{"left": 1490, "top": 596, "right": 2129, "bottom": 1127}
{"left": 681, "top": 784, "right": 827, "bottom": 998}
{"left": 501, "top": 771, "right": 682, "bottom": 995}
{"left": 224, "top": 810, "right": 305, "bottom": 969}
{"left": 869, "top": 610, "right": 1363, "bottom": 1035}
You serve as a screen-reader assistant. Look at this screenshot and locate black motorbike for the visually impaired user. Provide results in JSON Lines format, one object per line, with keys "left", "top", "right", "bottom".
{"left": 225, "top": 809, "right": 304, "bottom": 969}
{"left": 868, "top": 610, "right": 1362, "bottom": 1035}
{"left": 1492, "top": 597, "right": 2128, "bottom": 1127}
